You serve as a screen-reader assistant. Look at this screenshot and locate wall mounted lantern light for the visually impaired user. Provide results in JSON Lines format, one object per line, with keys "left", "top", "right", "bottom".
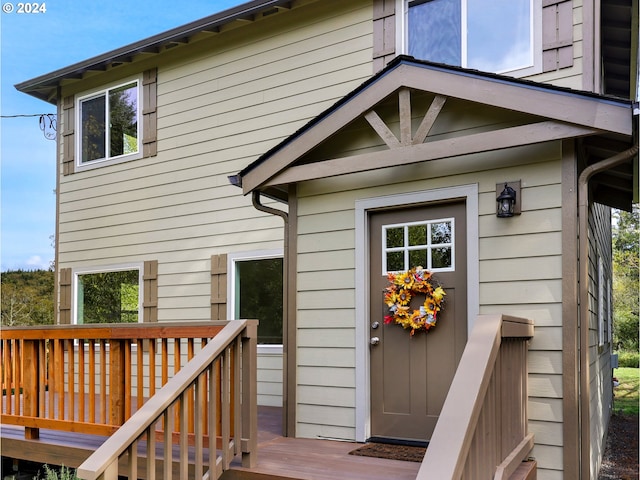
{"left": 496, "top": 181, "right": 521, "bottom": 218}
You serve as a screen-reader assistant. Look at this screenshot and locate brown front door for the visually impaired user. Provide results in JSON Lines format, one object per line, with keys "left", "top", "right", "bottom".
{"left": 369, "top": 201, "right": 467, "bottom": 443}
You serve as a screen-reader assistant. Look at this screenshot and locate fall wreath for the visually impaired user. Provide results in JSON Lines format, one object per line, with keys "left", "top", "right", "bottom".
{"left": 383, "top": 267, "right": 446, "bottom": 336}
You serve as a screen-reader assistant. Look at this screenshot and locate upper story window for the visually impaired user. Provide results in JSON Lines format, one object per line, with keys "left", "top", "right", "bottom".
{"left": 76, "top": 78, "right": 141, "bottom": 170}
{"left": 397, "top": 0, "right": 541, "bottom": 76}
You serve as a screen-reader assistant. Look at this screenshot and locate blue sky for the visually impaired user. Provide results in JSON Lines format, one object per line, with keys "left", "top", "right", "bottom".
{"left": 1, "top": 0, "right": 239, "bottom": 271}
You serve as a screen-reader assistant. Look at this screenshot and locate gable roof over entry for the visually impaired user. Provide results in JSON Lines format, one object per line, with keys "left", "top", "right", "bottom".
{"left": 237, "top": 56, "right": 638, "bottom": 209}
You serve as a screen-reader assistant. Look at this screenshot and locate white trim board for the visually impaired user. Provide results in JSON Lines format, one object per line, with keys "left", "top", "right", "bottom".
{"left": 354, "top": 184, "right": 479, "bottom": 442}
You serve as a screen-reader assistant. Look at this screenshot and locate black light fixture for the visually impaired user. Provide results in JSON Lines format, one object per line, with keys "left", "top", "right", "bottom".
{"left": 496, "top": 181, "right": 521, "bottom": 218}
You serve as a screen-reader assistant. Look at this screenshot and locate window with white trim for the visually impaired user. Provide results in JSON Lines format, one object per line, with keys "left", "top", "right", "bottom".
{"left": 396, "top": 0, "right": 542, "bottom": 76}
{"left": 383, "top": 218, "right": 454, "bottom": 274}
{"left": 76, "top": 78, "right": 141, "bottom": 169}
{"left": 228, "top": 251, "right": 283, "bottom": 347}
{"left": 73, "top": 265, "right": 143, "bottom": 324}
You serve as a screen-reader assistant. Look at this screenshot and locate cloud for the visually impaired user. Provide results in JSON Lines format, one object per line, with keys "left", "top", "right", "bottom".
{"left": 25, "top": 255, "right": 49, "bottom": 269}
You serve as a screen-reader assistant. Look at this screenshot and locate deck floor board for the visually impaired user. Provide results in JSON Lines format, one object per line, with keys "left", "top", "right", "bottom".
{"left": 1, "top": 406, "right": 420, "bottom": 480}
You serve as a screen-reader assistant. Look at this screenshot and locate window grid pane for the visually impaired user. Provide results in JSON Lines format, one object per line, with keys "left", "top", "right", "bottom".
{"left": 383, "top": 218, "right": 454, "bottom": 273}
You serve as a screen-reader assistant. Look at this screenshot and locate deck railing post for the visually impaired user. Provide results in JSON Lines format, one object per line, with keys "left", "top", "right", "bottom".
{"left": 23, "top": 339, "right": 40, "bottom": 439}
{"left": 240, "top": 320, "right": 258, "bottom": 468}
{"left": 109, "top": 340, "right": 126, "bottom": 425}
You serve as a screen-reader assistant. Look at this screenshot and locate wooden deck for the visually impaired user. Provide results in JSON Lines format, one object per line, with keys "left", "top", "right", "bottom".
{"left": 1, "top": 406, "right": 420, "bottom": 480}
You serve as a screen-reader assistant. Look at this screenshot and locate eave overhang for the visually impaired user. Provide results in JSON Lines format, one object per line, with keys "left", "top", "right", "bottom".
{"left": 601, "top": 0, "right": 638, "bottom": 99}
{"left": 239, "top": 56, "right": 637, "bottom": 206}
{"left": 15, "top": 0, "right": 296, "bottom": 104}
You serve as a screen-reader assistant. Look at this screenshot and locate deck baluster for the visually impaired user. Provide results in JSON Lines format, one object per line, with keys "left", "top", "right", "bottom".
{"left": 78, "top": 339, "right": 85, "bottom": 422}
{"left": 23, "top": 339, "right": 39, "bottom": 439}
{"left": 68, "top": 339, "right": 75, "bottom": 422}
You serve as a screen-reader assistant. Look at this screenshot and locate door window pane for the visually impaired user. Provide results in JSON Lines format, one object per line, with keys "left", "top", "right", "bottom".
{"left": 408, "top": 224, "right": 427, "bottom": 246}
{"left": 386, "top": 227, "right": 404, "bottom": 248}
{"left": 409, "top": 249, "right": 428, "bottom": 269}
{"left": 77, "top": 269, "right": 140, "bottom": 324}
{"left": 236, "top": 258, "right": 283, "bottom": 345}
{"left": 432, "top": 247, "right": 452, "bottom": 269}
{"left": 431, "top": 221, "right": 452, "bottom": 244}
{"left": 387, "top": 251, "right": 405, "bottom": 272}
{"left": 383, "top": 218, "right": 454, "bottom": 273}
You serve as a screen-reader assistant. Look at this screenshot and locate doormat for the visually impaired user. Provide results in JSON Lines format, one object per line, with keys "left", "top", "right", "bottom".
{"left": 348, "top": 443, "right": 427, "bottom": 462}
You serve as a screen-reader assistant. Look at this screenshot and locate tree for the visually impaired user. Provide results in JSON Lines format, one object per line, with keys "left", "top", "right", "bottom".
{"left": 612, "top": 206, "right": 639, "bottom": 352}
{"left": 1, "top": 269, "right": 55, "bottom": 326}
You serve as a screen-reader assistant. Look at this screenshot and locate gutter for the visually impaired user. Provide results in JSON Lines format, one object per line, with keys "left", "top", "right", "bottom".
{"left": 15, "top": 0, "right": 296, "bottom": 102}
{"left": 577, "top": 142, "right": 639, "bottom": 478}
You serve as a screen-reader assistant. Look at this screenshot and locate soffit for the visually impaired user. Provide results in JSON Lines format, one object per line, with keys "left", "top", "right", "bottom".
{"left": 239, "top": 57, "right": 636, "bottom": 197}
{"left": 15, "top": 0, "right": 301, "bottom": 104}
{"left": 601, "top": 0, "right": 637, "bottom": 99}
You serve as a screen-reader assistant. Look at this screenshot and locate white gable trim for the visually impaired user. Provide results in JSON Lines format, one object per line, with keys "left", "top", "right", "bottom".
{"left": 354, "top": 184, "right": 479, "bottom": 442}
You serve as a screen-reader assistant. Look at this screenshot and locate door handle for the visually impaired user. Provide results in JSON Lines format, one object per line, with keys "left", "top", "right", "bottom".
{"left": 370, "top": 336, "right": 380, "bottom": 346}
{"left": 371, "top": 321, "right": 380, "bottom": 329}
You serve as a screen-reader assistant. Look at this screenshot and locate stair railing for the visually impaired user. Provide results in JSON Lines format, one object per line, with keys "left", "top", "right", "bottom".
{"left": 418, "top": 314, "right": 535, "bottom": 480}
{"left": 76, "top": 320, "right": 257, "bottom": 480}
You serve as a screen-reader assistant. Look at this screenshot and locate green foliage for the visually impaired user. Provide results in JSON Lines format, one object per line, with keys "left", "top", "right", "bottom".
{"left": 1, "top": 269, "right": 55, "bottom": 326}
{"left": 613, "top": 368, "right": 639, "bottom": 415}
{"left": 612, "top": 207, "right": 639, "bottom": 353}
{"left": 614, "top": 312, "right": 640, "bottom": 352}
{"left": 38, "top": 464, "right": 78, "bottom": 480}
{"left": 617, "top": 351, "right": 640, "bottom": 368}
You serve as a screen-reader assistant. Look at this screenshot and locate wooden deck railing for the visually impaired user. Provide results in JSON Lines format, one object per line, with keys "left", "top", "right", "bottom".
{"left": 0, "top": 322, "right": 242, "bottom": 441}
{"left": 76, "top": 320, "right": 257, "bottom": 480}
{"left": 418, "top": 314, "right": 535, "bottom": 480}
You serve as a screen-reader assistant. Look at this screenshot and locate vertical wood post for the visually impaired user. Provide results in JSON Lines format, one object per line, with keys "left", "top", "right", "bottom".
{"left": 241, "top": 321, "right": 258, "bottom": 468}
{"left": 109, "top": 340, "right": 126, "bottom": 425}
{"left": 23, "top": 339, "right": 40, "bottom": 439}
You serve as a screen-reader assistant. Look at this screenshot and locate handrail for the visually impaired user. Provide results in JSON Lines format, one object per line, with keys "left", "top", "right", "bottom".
{"left": 0, "top": 322, "right": 227, "bottom": 340}
{"left": 76, "top": 320, "right": 257, "bottom": 480}
{"left": 418, "top": 314, "right": 534, "bottom": 480}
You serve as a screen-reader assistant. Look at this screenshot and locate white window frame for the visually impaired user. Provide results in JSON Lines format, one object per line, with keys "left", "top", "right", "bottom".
{"left": 227, "top": 250, "right": 284, "bottom": 355}
{"left": 395, "top": 0, "right": 543, "bottom": 77}
{"left": 75, "top": 76, "right": 143, "bottom": 172}
{"left": 71, "top": 263, "right": 144, "bottom": 325}
{"left": 382, "top": 217, "right": 455, "bottom": 274}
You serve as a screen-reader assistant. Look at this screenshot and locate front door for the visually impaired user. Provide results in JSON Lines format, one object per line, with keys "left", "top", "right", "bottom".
{"left": 369, "top": 201, "right": 467, "bottom": 443}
